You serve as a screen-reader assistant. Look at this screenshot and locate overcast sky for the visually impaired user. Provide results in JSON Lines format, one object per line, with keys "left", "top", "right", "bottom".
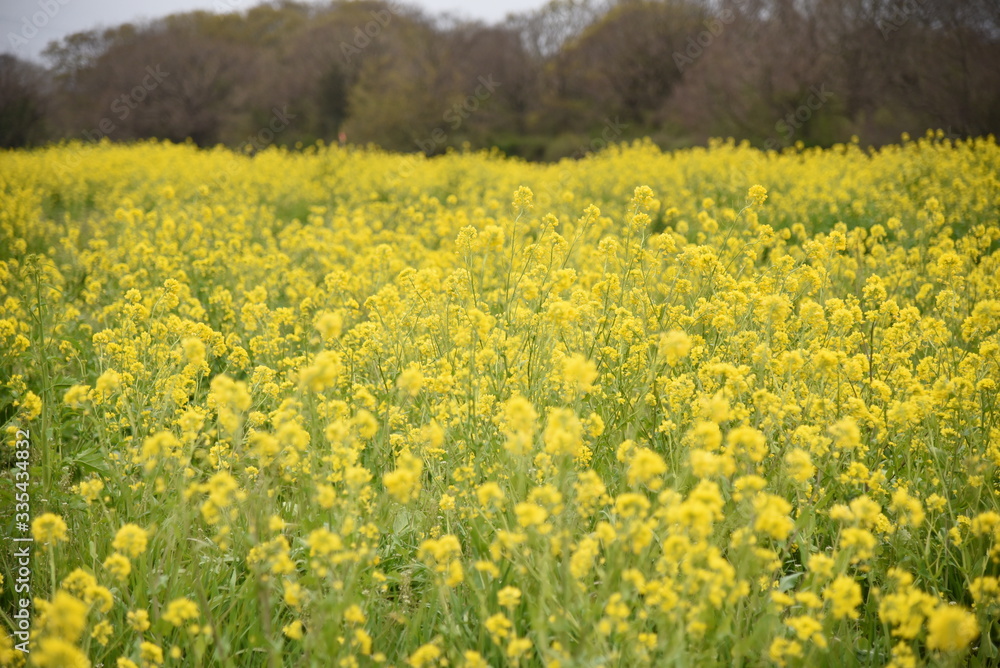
{"left": 2, "top": 0, "right": 546, "bottom": 63}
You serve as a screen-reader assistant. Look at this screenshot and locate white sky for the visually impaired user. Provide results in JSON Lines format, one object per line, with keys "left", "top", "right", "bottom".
{"left": 1, "top": 0, "right": 547, "bottom": 63}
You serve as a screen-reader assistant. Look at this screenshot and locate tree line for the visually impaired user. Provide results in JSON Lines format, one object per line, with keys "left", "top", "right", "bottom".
{"left": 2, "top": 0, "right": 998, "bottom": 158}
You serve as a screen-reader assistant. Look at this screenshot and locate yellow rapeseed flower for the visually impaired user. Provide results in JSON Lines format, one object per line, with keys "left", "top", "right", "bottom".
{"left": 112, "top": 524, "right": 148, "bottom": 558}
{"left": 32, "top": 513, "right": 68, "bottom": 546}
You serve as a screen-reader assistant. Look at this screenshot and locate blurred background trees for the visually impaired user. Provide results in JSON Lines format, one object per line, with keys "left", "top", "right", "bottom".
{"left": 0, "top": 54, "right": 48, "bottom": 147}
{"left": 2, "top": 0, "right": 998, "bottom": 157}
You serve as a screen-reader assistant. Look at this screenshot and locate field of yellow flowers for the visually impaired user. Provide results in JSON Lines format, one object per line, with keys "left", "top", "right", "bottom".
{"left": 2, "top": 131, "right": 1000, "bottom": 667}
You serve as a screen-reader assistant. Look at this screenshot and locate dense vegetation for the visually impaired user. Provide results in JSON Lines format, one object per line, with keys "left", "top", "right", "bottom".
{"left": 2, "top": 0, "right": 999, "bottom": 157}
{"left": 1, "top": 134, "right": 999, "bottom": 665}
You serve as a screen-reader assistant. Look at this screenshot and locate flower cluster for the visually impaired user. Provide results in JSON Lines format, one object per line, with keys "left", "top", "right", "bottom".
{"left": 1, "top": 132, "right": 998, "bottom": 665}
